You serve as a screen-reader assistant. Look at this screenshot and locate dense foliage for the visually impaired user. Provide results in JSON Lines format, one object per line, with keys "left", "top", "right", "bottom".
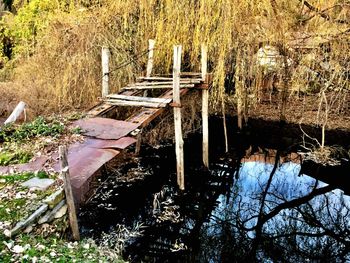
{"left": 0, "top": 0, "right": 349, "bottom": 119}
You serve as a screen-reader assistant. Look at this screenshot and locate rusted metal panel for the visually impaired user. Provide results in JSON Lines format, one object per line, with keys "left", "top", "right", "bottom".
{"left": 52, "top": 140, "right": 119, "bottom": 184}
{"left": 73, "top": 117, "right": 140, "bottom": 140}
{"left": 0, "top": 156, "right": 49, "bottom": 175}
{"left": 68, "top": 147, "right": 119, "bottom": 189}
{"left": 67, "top": 146, "right": 119, "bottom": 205}
{"left": 84, "top": 137, "right": 137, "bottom": 150}
{"left": 98, "top": 137, "right": 137, "bottom": 149}
{"left": 51, "top": 135, "right": 137, "bottom": 204}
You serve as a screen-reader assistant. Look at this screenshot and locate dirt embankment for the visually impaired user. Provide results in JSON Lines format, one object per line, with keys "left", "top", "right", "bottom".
{"left": 222, "top": 91, "right": 350, "bottom": 132}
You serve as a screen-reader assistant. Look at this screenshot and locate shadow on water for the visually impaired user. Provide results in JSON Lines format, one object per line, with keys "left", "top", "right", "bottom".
{"left": 79, "top": 117, "right": 350, "bottom": 262}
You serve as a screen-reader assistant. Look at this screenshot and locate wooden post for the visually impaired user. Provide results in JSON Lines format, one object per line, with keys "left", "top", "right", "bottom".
{"left": 102, "top": 46, "right": 110, "bottom": 98}
{"left": 146, "top": 39, "right": 156, "bottom": 77}
{"left": 201, "top": 44, "right": 209, "bottom": 168}
{"left": 59, "top": 146, "right": 80, "bottom": 241}
{"left": 135, "top": 130, "right": 142, "bottom": 155}
{"left": 173, "top": 45, "right": 185, "bottom": 190}
{"left": 144, "top": 39, "right": 156, "bottom": 97}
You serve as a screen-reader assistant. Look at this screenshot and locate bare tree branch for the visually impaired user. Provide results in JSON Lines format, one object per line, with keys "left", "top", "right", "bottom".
{"left": 299, "top": 0, "right": 349, "bottom": 24}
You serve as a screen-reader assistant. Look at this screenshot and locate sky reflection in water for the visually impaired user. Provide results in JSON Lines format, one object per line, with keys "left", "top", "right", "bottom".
{"left": 203, "top": 160, "right": 350, "bottom": 262}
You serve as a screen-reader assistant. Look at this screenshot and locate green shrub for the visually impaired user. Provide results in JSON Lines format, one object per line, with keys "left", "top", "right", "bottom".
{"left": 0, "top": 150, "right": 33, "bottom": 165}
{"left": 0, "top": 171, "right": 35, "bottom": 183}
{"left": 0, "top": 116, "right": 64, "bottom": 142}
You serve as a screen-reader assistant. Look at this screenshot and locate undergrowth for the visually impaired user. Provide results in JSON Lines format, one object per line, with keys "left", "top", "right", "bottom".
{"left": 0, "top": 116, "right": 64, "bottom": 166}
{"left": 0, "top": 117, "right": 64, "bottom": 143}
{"left": 0, "top": 151, "right": 32, "bottom": 166}
{"left": 0, "top": 171, "right": 48, "bottom": 183}
{"left": 0, "top": 234, "right": 123, "bottom": 262}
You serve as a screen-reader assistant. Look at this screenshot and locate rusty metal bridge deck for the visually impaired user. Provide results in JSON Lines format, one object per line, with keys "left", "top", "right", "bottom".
{"left": 64, "top": 74, "right": 206, "bottom": 204}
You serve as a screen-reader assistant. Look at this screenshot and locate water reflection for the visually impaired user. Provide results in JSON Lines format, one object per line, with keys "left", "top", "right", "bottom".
{"left": 201, "top": 159, "right": 350, "bottom": 262}
{"left": 80, "top": 148, "right": 350, "bottom": 262}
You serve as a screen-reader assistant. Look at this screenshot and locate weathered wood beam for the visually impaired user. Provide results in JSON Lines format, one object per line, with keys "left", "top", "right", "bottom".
{"left": 146, "top": 39, "right": 156, "bottom": 78}
{"left": 172, "top": 45, "right": 185, "bottom": 190}
{"left": 123, "top": 84, "right": 195, "bottom": 90}
{"left": 102, "top": 47, "right": 110, "bottom": 98}
{"left": 105, "top": 99, "right": 169, "bottom": 108}
{"left": 106, "top": 94, "right": 172, "bottom": 104}
{"left": 59, "top": 146, "right": 80, "bottom": 241}
{"left": 134, "top": 80, "right": 201, "bottom": 86}
{"left": 201, "top": 44, "right": 209, "bottom": 168}
{"left": 138, "top": 76, "right": 202, "bottom": 82}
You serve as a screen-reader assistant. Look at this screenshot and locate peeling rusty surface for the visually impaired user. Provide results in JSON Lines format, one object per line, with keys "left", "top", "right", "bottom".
{"left": 67, "top": 146, "right": 119, "bottom": 205}
{"left": 90, "top": 137, "right": 137, "bottom": 150}
{"left": 0, "top": 156, "right": 49, "bottom": 175}
{"left": 73, "top": 117, "right": 140, "bottom": 140}
{"left": 51, "top": 136, "right": 136, "bottom": 195}
{"left": 49, "top": 136, "right": 136, "bottom": 204}
{"left": 72, "top": 137, "right": 137, "bottom": 150}
{"left": 68, "top": 147, "right": 119, "bottom": 189}
{"left": 53, "top": 140, "right": 119, "bottom": 186}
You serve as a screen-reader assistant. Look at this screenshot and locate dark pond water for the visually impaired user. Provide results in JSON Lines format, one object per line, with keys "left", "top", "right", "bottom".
{"left": 79, "top": 120, "right": 350, "bottom": 262}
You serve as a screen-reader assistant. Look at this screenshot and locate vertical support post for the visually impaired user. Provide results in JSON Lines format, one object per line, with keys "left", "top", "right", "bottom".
{"left": 102, "top": 46, "right": 110, "bottom": 98}
{"left": 201, "top": 44, "right": 209, "bottom": 168}
{"left": 173, "top": 45, "right": 185, "bottom": 190}
{"left": 144, "top": 39, "right": 156, "bottom": 97}
{"left": 146, "top": 39, "right": 156, "bottom": 78}
{"left": 59, "top": 146, "right": 80, "bottom": 241}
{"left": 135, "top": 130, "right": 142, "bottom": 155}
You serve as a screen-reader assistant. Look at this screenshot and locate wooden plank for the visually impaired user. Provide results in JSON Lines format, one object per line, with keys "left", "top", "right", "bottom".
{"left": 87, "top": 90, "right": 143, "bottom": 117}
{"left": 9, "top": 204, "right": 48, "bottom": 237}
{"left": 201, "top": 44, "right": 209, "bottom": 168}
{"left": 59, "top": 145, "right": 80, "bottom": 241}
{"left": 173, "top": 45, "right": 185, "bottom": 190}
{"left": 133, "top": 80, "right": 201, "bottom": 86}
{"left": 126, "top": 108, "right": 159, "bottom": 125}
{"left": 123, "top": 84, "right": 195, "bottom": 90}
{"left": 153, "top": 72, "right": 202, "bottom": 77}
{"left": 105, "top": 99, "right": 168, "bottom": 108}
{"left": 138, "top": 76, "right": 202, "bottom": 82}
{"left": 125, "top": 88, "right": 191, "bottom": 127}
{"left": 106, "top": 94, "right": 172, "bottom": 104}
{"left": 102, "top": 47, "right": 110, "bottom": 97}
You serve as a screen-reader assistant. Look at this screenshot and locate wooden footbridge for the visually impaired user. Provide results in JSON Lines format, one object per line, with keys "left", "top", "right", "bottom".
{"left": 0, "top": 41, "right": 210, "bottom": 240}
{"left": 64, "top": 41, "right": 210, "bottom": 208}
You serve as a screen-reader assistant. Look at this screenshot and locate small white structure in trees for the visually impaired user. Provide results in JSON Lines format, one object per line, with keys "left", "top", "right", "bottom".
{"left": 257, "top": 45, "right": 292, "bottom": 71}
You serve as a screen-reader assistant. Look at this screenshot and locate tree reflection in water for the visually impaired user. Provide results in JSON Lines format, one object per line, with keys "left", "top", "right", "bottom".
{"left": 82, "top": 145, "right": 350, "bottom": 262}
{"left": 201, "top": 155, "right": 350, "bottom": 262}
